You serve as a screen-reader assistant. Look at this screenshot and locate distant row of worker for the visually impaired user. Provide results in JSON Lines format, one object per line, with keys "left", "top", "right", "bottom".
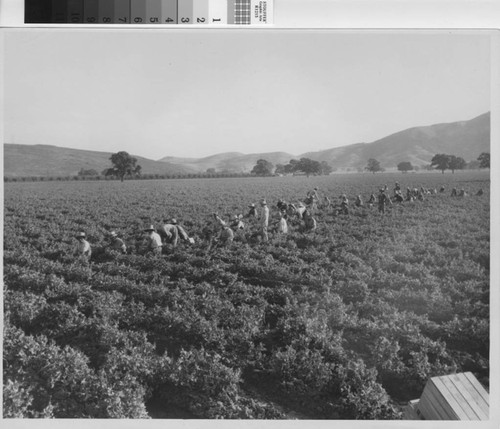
{"left": 74, "top": 183, "right": 484, "bottom": 258}
{"left": 74, "top": 218, "right": 194, "bottom": 258}
{"left": 75, "top": 201, "right": 284, "bottom": 258}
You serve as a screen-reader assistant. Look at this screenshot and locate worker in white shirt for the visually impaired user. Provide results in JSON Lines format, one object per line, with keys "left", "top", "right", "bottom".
{"left": 277, "top": 212, "right": 288, "bottom": 234}
{"left": 260, "top": 199, "right": 269, "bottom": 242}
{"left": 143, "top": 225, "right": 162, "bottom": 255}
{"left": 75, "top": 231, "right": 91, "bottom": 259}
{"left": 230, "top": 214, "right": 246, "bottom": 243}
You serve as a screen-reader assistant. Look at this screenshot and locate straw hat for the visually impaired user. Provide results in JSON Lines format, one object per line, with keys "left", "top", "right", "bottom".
{"left": 75, "top": 231, "right": 86, "bottom": 238}
{"left": 109, "top": 231, "right": 117, "bottom": 237}
{"left": 144, "top": 225, "right": 155, "bottom": 231}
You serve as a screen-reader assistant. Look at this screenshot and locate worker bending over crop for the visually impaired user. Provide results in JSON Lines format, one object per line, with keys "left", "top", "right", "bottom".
{"left": 161, "top": 218, "right": 194, "bottom": 248}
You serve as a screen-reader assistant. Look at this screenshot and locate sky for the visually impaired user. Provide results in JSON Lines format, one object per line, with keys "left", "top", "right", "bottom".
{"left": 3, "top": 30, "right": 492, "bottom": 160}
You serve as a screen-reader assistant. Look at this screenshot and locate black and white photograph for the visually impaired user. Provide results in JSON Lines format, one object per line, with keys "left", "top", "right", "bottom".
{"left": 1, "top": 2, "right": 498, "bottom": 426}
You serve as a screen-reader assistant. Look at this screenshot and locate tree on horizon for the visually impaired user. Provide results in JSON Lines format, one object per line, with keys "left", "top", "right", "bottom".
{"left": 397, "top": 161, "right": 414, "bottom": 173}
{"left": 109, "top": 151, "right": 141, "bottom": 182}
{"left": 478, "top": 152, "right": 490, "bottom": 169}
{"left": 448, "top": 155, "right": 466, "bottom": 174}
{"left": 251, "top": 159, "right": 274, "bottom": 176}
{"left": 365, "top": 158, "right": 382, "bottom": 174}
{"left": 430, "top": 154, "right": 450, "bottom": 174}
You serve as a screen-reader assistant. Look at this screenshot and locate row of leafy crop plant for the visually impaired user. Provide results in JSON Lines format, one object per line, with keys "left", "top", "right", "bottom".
{"left": 5, "top": 242, "right": 485, "bottom": 419}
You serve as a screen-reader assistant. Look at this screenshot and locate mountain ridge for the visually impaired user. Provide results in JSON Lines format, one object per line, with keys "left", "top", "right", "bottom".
{"left": 3, "top": 144, "right": 196, "bottom": 178}
{"left": 3, "top": 112, "right": 490, "bottom": 177}
{"left": 157, "top": 112, "right": 490, "bottom": 173}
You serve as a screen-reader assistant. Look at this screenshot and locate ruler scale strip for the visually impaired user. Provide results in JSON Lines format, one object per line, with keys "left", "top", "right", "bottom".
{"left": 25, "top": 0, "right": 273, "bottom": 24}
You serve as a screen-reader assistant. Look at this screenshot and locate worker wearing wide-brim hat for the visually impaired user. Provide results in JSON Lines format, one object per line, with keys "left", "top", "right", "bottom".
{"left": 108, "top": 230, "right": 127, "bottom": 254}
{"left": 161, "top": 218, "right": 194, "bottom": 248}
{"left": 277, "top": 199, "right": 288, "bottom": 213}
{"left": 230, "top": 214, "right": 245, "bottom": 231}
{"left": 246, "top": 203, "right": 258, "bottom": 219}
{"left": 259, "top": 199, "right": 269, "bottom": 242}
{"left": 143, "top": 225, "right": 162, "bottom": 254}
{"left": 74, "top": 231, "right": 91, "bottom": 258}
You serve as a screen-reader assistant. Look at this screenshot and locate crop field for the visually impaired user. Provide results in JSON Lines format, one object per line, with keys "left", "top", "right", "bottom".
{"left": 3, "top": 171, "right": 490, "bottom": 419}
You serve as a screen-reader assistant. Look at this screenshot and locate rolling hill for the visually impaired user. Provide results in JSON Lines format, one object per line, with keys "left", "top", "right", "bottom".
{"left": 158, "top": 112, "right": 490, "bottom": 172}
{"left": 3, "top": 145, "right": 196, "bottom": 178}
{"left": 3, "top": 112, "right": 490, "bottom": 177}
{"left": 301, "top": 112, "right": 490, "bottom": 170}
{"left": 159, "top": 152, "right": 295, "bottom": 173}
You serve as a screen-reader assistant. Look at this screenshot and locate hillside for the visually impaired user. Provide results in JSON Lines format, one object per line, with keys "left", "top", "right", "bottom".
{"left": 302, "top": 112, "right": 490, "bottom": 170}
{"left": 3, "top": 112, "right": 490, "bottom": 177}
{"left": 159, "top": 151, "right": 294, "bottom": 173}
{"left": 158, "top": 112, "right": 490, "bottom": 172}
{"left": 3, "top": 145, "right": 196, "bottom": 177}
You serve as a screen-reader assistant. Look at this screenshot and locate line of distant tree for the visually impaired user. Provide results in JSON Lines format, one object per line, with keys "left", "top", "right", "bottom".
{"left": 251, "top": 158, "right": 333, "bottom": 177}
{"left": 365, "top": 152, "right": 490, "bottom": 174}
{"left": 429, "top": 152, "right": 490, "bottom": 173}
{"left": 5, "top": 151, "right": 490, "bottom": 182}
{"left": 4, "top": 171, "right": 256, "bottom": 183}
{"left": 5, "top": 151, "right": 257, "bottom": 183}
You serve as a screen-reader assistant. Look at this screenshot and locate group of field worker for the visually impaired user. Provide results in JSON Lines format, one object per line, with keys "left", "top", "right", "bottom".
{"left": 74, "top": 218, "right": 194, "bottom": 258}
{"left": 74, "top": 230, "right": 125, "bottom": 259}
{"left": 74, "top": 182, "right": 483, "bottom": 258}
{"left": 141, "top": 218, "right": 195, "bottom": 254}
